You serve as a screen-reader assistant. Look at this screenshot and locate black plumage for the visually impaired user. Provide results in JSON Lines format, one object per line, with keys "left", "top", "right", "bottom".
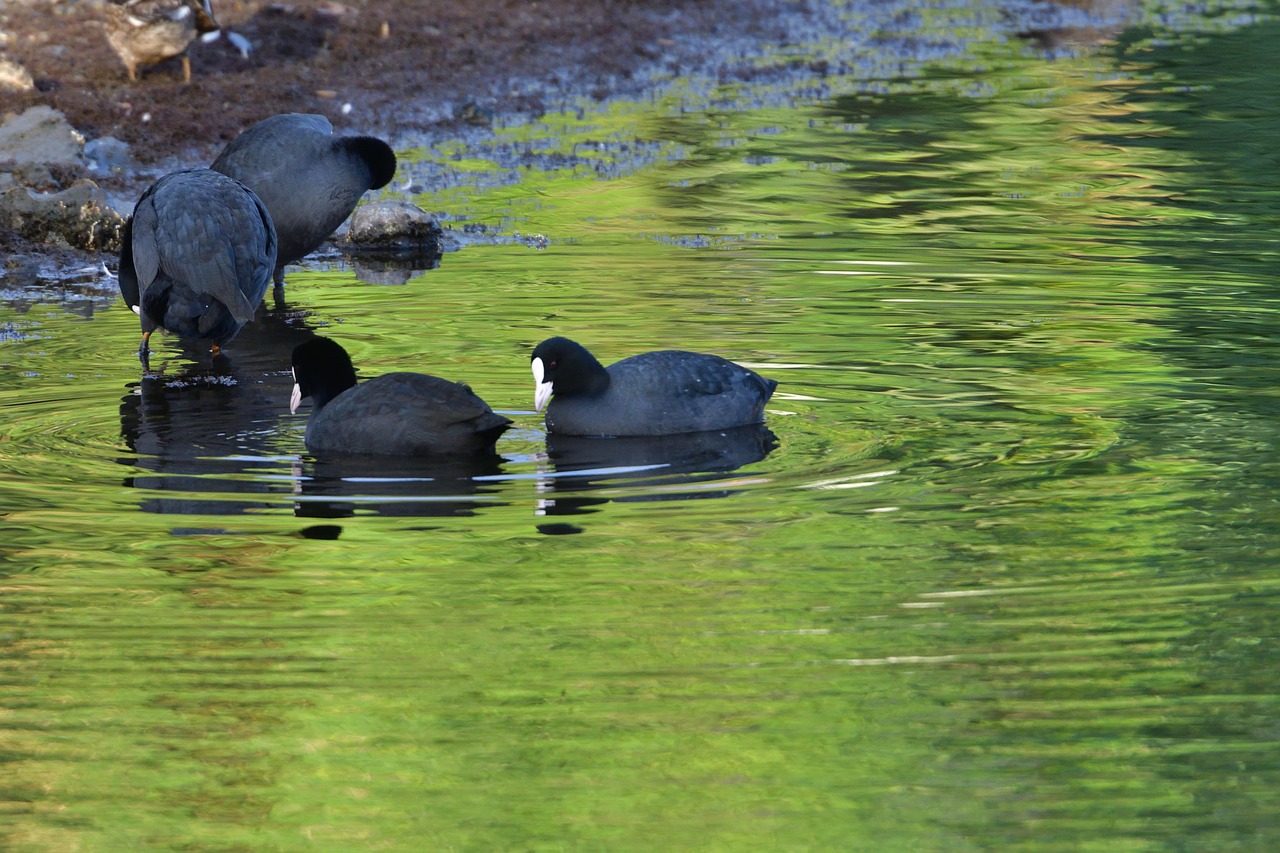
{"left": 118, "top": 168, "right": 277, "bottom": 359}
{"left": 530, "top": 336, "right": 778, "bottom": 437}
{"left": 210, "top": 113, "right": 397, "bottom": 288}
{"left": 290, "top": 337, "right": 512, "bottom": 457}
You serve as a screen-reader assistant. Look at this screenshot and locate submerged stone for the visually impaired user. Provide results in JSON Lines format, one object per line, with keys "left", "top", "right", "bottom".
{"left": 342, "top": 199, "right": 444, "bottom": 261}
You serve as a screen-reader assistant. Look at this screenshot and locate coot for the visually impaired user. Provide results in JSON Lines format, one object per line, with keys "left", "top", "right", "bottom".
{"left": 210, "top": 113, "right": 397, "bottom": 288}
{"left": 530, "top": 336, "right": 778, "bottom": 436}
{"left": 118, "top": 168, "right": 276, "bottom": 359}
{"left": 290, "top": 337, "right": 512, "bottom": 456}
{"left": 104, "top": 0, "right": 219, "bottom": 82}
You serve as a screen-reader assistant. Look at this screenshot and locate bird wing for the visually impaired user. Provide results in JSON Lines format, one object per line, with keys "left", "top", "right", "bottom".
{"left": 128, "top": 193, "right": 161, "bottom": 294}
{"left": 158, "top": 206, "right": 256, "bottom": 325}
{"left": 151, "top": 177, "right": 275, "bottom": 327}
{"left": 117, "top": 215, "right": 142, "bottom": 308}
{"left": 378, "top": 374, "right": 503, "bottom": 429}
{"left": 616, "top": 351, "right": 742, "bottom": 397}
{"left": 237, "top": 189, "right": 278, "bottom": 307}
{"left": 320, "top": 374, "right": 510, "bottom": 453}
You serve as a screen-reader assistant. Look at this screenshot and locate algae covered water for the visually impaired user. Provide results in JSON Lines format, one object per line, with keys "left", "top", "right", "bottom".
{"left": 3, "top": 4, "right": 1280, "bottom": 849}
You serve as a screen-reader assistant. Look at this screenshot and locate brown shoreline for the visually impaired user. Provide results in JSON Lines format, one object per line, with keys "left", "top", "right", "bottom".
{"left": 0, "top": 0, "right": 815, "bottom": 261}
{"left": 2, "top": 0, "right": 789, "bottom": 165}
{"left": 0, "top": 0, "right": 1136, "bottom": 264}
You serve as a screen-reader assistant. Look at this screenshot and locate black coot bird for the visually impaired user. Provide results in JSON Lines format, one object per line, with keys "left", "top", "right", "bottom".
{"left": 530, "top": 337, "right": 778, "bottom": 437}
{"left": 210, "top": 113, "right": 397, "bottom": 289}
{"left": 290, "top": 337, "right": 512, "bottom": 457}
{"left": 118, "top": 168, "right": 277, "bottom": 360}
{"left": 104, "top": 0, "right": 220, "bottom": 82}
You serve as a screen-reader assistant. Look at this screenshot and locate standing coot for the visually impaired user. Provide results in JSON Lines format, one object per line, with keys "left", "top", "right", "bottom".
{"left": 118, "top": 168, "right": 277, "bottom": 360}
{"left": 530, "top": 336, "right": 778, "bottom": 436}
{"left": 211, "top": 113, "right": 397, "bottom": 289}
{"left": 290, "top": 337, "right": 512, "bottom": 457}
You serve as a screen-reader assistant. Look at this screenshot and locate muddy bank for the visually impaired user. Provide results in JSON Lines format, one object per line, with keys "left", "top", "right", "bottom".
{"left": 0, "top": 0, "right": 1138, "bottom": 267}
{"left": 3, "top": 0, "right": 853, "bottom": 170}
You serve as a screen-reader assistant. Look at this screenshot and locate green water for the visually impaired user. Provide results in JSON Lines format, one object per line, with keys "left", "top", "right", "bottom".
{"left": 4, "top": 5, "right": 1280, "bottom": 851}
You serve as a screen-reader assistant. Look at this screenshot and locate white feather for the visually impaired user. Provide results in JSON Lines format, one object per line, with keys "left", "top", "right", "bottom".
{"left": 227, "top": 31, "right": 253, "bottom": 57}
{"left": 532, "top": 357, "right": 553, "bottom": 413}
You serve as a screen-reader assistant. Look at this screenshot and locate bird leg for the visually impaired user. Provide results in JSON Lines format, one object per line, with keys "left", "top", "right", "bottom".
{"left": 271, "top": 268, "right": 287, "bottom": 309}
{"left": 137, "top": 330, "right": 152, "bottom": 370}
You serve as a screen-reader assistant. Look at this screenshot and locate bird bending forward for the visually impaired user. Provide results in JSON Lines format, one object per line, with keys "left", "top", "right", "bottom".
{"left": 118, "top": 168, "right": 277, "bottom": 361}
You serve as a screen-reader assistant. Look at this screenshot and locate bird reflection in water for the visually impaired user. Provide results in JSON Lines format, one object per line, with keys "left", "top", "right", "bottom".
{"left": 291, "top": 453, "right": 508, "bottom": 521}
{"left": 532, "top": 423, "right": 779, "bottom": 534}
{"left": 120, "top": 302, "right": 511, "bottom": 523}
{"left": 119, "top": 300, "right": 316, "bottom": 518}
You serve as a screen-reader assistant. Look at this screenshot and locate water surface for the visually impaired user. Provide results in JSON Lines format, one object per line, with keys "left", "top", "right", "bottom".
{"left": 3, "top": 5, "right": 1280, "bottom": 850}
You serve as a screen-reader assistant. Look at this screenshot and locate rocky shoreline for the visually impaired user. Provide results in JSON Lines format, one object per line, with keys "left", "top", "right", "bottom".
{"left": 0, "top": 102, "right": 446, "bottom": 279}
{"left": 0, "top": 0, "right": 1139, "bottom": 275}
{"left": 0, "top": 105, "right": 125, "bottom": 254}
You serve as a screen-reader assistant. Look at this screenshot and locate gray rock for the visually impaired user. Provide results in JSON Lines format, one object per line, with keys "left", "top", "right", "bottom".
{"left": 342, "top": 199, "right": 443, "bottom": 258}
{"left": 0, "top": 180, "right": 125, "bottom": 252}
{"left": 0, "top": 106, "right": 84, "bottom": 168}
{"left": 85, "top": 136, "right": 133, "bottom": 176}
{"left": 7, "top": 162, "right": 55, "bottom": 188}
{"left": 2, "top": 257, "right": 41, "bottom": 290}
{"left": 0, "top": 57, "right": 34, "bottom": 92}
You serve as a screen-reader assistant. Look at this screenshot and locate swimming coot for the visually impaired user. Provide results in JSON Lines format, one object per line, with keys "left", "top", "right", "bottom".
{"left": 118, "top": 168, "right": 276, "bottom": 359}
{"left": 530, "top": 336, "right": 778, "bottom": 436}
{"left": 290, "top": 337, "right": 512, "bottom": 457}
{"left": 104, "top": 0, "right": 219, "bottom": 82}
{"left": 210, "top": 113, "right": 397, "bottom": 288}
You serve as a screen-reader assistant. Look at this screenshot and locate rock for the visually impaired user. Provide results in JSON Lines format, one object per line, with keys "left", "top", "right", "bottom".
{"left": 0, "top": 106, "right": 85, "bottom": 168}
{"left": 0, "top": 179, "right": 125, "bottom": 252}
{"left": 0, "top": 57, "right": 34, "bottom": 92}
{"left": 6, "top": 162, "right": 56, "bottom": 189}
{"left": 3, "top": 257, "right": 42, "bottom": 290}
{"left": 453, "top": 101, "right": 496, "bottom": 126}
{"left": 0, "top": 108, "right": 121, "bottom": 252}
{"left": 342, "top": 199, "right": 443, "bottom": 260}
{"left": 85, "top": 136, "right": 133, "bottom": 176}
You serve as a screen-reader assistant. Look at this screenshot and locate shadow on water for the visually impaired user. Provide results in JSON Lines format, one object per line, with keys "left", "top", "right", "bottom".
{"left": 120, "top": 299, "right": 512, "bottom": 525}
{"left": 532, "top": 424, "right": 778, "bottom": 534}
{"left": 118, "top": 301, "right": 318, "bottom": 517}
{"left": 349, "top": 253, "right": 440, "bottom": 287}
{"left": 292, "top": 453, "right": 509, "bottom": 523}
